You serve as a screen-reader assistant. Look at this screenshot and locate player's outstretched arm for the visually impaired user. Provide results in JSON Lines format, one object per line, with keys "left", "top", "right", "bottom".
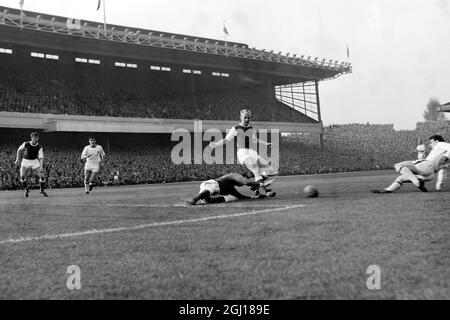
{"left": 210, "top": 127, "right": 237, "bottom": 149}
{"left": 253, "top": 135, "right": 272, "bottom": 148}
{"left": 210, "top": 139, "right": 225, "bottom": 149}
{"left": 210, "top": 136, "right": 230, "bottom": 149}
{"left": 254, "top": 134, "right": 272, "bottom": 148}
{"left": 255, "top": 139, "right": 272, "bottom": 147}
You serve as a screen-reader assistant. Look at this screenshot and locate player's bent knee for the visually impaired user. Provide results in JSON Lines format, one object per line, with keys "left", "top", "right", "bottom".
{"left": 399, "top": 167, "right": 413, "bottom": 175}
{"left": 257, "top": 157, "right": 270, "bottom": 167}
{"left": 394, "top": 163, "right": 404, "bottom": 173}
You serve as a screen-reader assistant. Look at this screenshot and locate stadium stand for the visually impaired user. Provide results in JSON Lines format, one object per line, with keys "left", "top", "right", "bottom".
{"left": 0, "top": 53, "right": 315, "bottom": 123}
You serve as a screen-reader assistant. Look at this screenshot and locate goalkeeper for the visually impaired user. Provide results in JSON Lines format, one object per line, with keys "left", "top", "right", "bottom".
{"left": 186, "top": 173, "right": 274, "bottom": 205}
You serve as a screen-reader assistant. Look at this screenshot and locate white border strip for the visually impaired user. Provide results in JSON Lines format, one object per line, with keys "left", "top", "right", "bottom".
{"left": 0, "top": 205, "right": 304, "bottom": 245}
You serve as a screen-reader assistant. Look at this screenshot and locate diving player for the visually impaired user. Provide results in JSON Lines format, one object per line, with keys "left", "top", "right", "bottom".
{"left": 186, "top": 173, "right": 273, "bottom": 205}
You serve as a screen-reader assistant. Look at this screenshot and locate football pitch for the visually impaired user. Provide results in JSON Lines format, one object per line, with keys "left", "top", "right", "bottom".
{"left": 0, "top": 171, "right": 449, "bottom": 300}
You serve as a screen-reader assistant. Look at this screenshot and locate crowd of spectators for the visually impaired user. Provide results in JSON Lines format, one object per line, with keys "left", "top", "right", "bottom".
{"left": 0, "top": 56, "right": 313, "bottom": 123}
{"left": 416, "top": 121, "right": 450, "bottom": 143}
{"left": 281, "top": 124, "right": 418, "bottom": 174}
{"left": 1, "top": 122, "right": 448, "bottom": 191}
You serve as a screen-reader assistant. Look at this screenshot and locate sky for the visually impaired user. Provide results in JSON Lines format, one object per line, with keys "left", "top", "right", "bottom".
{"left": 1, "top": 0, "right": 449, "bottom": 129}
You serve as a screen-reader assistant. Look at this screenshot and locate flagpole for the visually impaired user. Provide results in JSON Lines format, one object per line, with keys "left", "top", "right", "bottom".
{"left": 223, "top": 20, "right": 228, "bottom": 58}
{"left": 346, "top": 44, "right": 350, "bottom": 63}
{"left": 19, "top": 0, "right": 23, "bottom": 30}
{"left": 103, "top": 0, "right": 107, "bottom": 36}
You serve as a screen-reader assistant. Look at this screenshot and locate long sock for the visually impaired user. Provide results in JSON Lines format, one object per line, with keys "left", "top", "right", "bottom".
{"left": 21, "top": 180, "right": 28, "bottom": 189}
{"left": 253, "top": 170, "right": 263, "bottom": 182}
{"left": 208, "top": 196, "right": 226, "bottom": 204}
{"left": 245, "top": 163, "right": 263, "bottom": 182}
{"left": 40, "top": 179, "right": 45, "bottom": 192}
{"left": 193, "top": 190, "right": 210, "bottom": 203}
{"left": 385, "top": 181, "right": 402, "bottom": 192}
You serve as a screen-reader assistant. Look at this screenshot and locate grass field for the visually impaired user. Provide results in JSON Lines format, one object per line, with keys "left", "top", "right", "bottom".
{"left": 0, "top": 171, "right": 449, "bottom": 300}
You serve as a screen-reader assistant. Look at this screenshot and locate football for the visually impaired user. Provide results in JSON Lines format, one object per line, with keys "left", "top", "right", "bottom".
{"left": 304, "top": 185, "right": 319, "bottom": 198}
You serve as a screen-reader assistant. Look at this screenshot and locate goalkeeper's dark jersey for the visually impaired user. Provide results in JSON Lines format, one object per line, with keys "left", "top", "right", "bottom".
{"left": 215, "top": 174, "right": 249, "bottom": 199}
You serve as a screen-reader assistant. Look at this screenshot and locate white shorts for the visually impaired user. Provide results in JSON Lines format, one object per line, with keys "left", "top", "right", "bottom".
{"left": 396, "top": 160, "right": 434, "bottom": 177}
{"left": 85, "top": 163, "right": 100, "bottom": 173}
{"left": 199, "top": 180, "right": 220, "bottom": 196}
{"left": 237, "top": 148, "right": 260, "bottom": 166}
{"left": 21, "top": 159, "right": 41, "bottom": 170}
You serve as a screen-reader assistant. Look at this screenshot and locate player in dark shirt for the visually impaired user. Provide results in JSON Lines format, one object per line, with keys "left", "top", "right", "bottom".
{"left": 186, "top": 173, "right": 274, "bottom": 205}
{"left": 15, "top": 132, "right": 48, "bottom": 197}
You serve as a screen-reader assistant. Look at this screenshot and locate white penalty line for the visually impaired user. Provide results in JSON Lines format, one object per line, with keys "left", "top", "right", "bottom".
{"left": 0, "top": 205, "right": 304, "bottom": 245}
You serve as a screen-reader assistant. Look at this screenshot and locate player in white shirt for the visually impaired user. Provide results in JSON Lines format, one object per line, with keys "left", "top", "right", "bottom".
{"left": 15, "top": 132, "right": 48, "bottom": 197}
{"left": 81, "top": 137, "right": 105, "bottom": 194}
{"left": 209, "top": 109, "right": 277, "bottom": 198}
{"left": 414, "top": 143, "right": 446, "bottom": 191}
{"left": 372, "top": 135, "right": 450, "bottom": 193}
